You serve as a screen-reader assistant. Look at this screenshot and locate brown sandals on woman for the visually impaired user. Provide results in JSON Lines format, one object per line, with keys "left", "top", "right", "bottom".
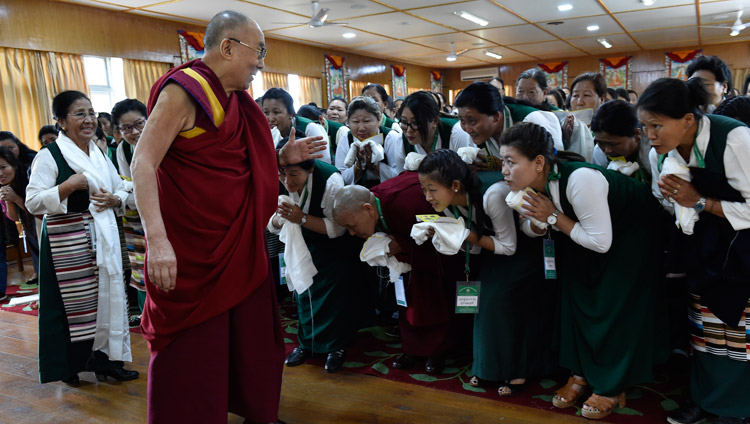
{"left": 582, "top": 393, "right": 626, "bottom": 420}
{"left": 552, "top": 375, "right": 589, "bottom": 408}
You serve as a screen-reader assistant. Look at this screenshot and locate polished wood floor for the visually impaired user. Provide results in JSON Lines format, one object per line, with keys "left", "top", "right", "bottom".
{"left": 0, "top": 262, "right": 588, "bottom": 424}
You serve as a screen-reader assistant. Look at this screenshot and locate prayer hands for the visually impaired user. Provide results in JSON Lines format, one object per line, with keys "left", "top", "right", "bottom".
{"left": 658, "top": 175, "right": 701, "bottom": 208}
{"left": 278, "top": 201, "right": 304, "bottom": 225}
{"left": 387, "top": 236, "right": 403, "bottom": 257}
{"left": 471, "top": 151, "right": 488, "bottom": 172}
{"left": 146, "top": 236, "right": 177, "bottom": 292}
{"left": 521, "top": 191, "right": 556, "bottom": 223}
{"left": 278, "top": 130, "right": 325, "bottom": 166}
{"left": 91, "top": 188, "right": 121, "bottom": 212}
{"left": 0, "top": 186, "right": 21, "bottom": 204}
{"left": 562, "top": 115, "right": 575, "bottom": 144}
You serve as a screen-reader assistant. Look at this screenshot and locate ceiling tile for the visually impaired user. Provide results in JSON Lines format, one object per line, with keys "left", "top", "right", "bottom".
{"left": 376, "top": 0, "right": 471, "bottom": 9}
{"left": 410, "top": 1, "right": 525, "bottom": 31}
{"left": 269, "top": 25, "right": 390, "bottom": 46}
{"left": 351, "top": 40, "right": 441, "bottom": 57}
{"left": 144, "top": 0, "right": 261, "bottom": 23}
{"left": 605, "top": 0, "right": 694, "bottom": 13}
{"left": 89, "top": 0, "right": 165, "bottom": 7}
{"left": 490, "top": 0, "right": 606, "bottom": 23}
{"left": 128, "top": 9, "right": 208, "bottom": 24}
{"left": 616, "top": 4, "right": 697, "bottom": 31}
{"left": 570, "top": 33, "right": 638, "bottom": 51}
{"left": 344, "top": 11, "right": 451, "bottom": 37}
{"left": 461, "top": 48, "right": 534, "bottom": 62}
{"left": 510, "top": 40, "right": 580, "bottom": 57}
{"left": 632, "top": 26, "right": 699, "bottom": 46}
{"left": 399, "top": 52, "right": 484, "bottom": 68}
{"left": 541, "top": 14, "right": 620, "bottom": 39}
{"left": 469, "top": 24, "right": 557, "bottom": 45}
{"left": 259, "top": 0, "right": 395, "bottom": 21}
{"left": 406, "top": 32, "right": 496, "bottom": 52}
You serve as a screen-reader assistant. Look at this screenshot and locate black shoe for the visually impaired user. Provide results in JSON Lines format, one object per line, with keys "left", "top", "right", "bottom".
{"left": 425, "top": 356, "right": 444, "bottom": 374}
{"left": 285, "top": 347, "right": 311, "bottom": 367}
{"left": 384, "top": 325, "right": 400, "bottom": 339}
{"left": 87, "top": 351, "right": 139, "bottom": 382}
{"left": 392, "top": 353, "right": 417, "bottom": 370}
{"left": 0, "top": 293, "right": 7, "bottom": 302}
{"left": 667, "top": 403, "right": 716, "bottom": 424}
{"left": 128, "top": 315, "right": 141, "bottom": 328}
{"left": 62, "top": 374, "right": 80, "bottom": 385}
{"left": 325, "top": 349, "right": 345, "bottom": 373}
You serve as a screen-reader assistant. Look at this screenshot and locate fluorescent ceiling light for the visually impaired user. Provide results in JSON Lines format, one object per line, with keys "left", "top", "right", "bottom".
{"left": 587, "top": 24, "right": 599, "bottom": 31}
{"left": 641, "top": 0, "right": 655, "bottom": 5}
{"left": 446, "top": 56, "right": 457, "bottom": 62}
{"left": 342, "top": 32, "right": 356, "bottom": 38}
{"left": 485, "top": 50, "right": 503, "bottom": 59}
{"left": 557, "top": 4, "right": 573, "bottom": 11}
{"left": 597, "top": 37, "right": 612, "bottom": 48}
{"left": 454, "top": 11, "right": 489, "bottom": 26}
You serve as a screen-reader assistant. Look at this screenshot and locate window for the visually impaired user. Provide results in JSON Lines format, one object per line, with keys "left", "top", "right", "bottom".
{"left": 251, "top": 71, "right": 265, "bottom": 99}
{"left": 83, "top": 56, "right": 126, "bottom": 114}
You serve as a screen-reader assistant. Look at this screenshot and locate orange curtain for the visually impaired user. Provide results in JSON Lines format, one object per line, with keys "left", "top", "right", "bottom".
{"left": 348, "top": 81, "right": 366, "bottom": 102}
{"left": 0, "top": 48, "right": 89, "bottom": 150}
{"left": 732, "top": 68, "right": 750, "bottom": 95}
{"left": 124, "top": 59, "right": 171, "bottom": 104}
{"left": 407, "top": 87, "right": 428, "bottom": 95}
{"left": 262, "top": 72, "right": 289, "bottom": 91}
{"left": 298, "top": 75, "right": 322, "bottom": 107}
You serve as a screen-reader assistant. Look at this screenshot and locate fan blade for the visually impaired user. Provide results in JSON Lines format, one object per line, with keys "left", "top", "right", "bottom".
{"left": 456, "top": 49, "right": 469, "bottom": 56}
{"left": 312, "top": 7, "right": 330, "bottom": 23}
{"left": 738, "top": 10, "right": 743, "bottom": 19}
{"left": 271, "top": 22, "right": 311, "bottom": 25}
{"left": 322, "top": 22, "right": 349, "bottom": 26}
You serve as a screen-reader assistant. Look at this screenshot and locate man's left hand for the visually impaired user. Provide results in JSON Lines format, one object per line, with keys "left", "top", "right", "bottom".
{"left": 279, "top": 130, "right": 326, "bottom": 166}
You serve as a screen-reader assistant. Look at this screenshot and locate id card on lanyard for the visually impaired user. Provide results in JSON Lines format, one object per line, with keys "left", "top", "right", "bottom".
{"left": 451, "top": 201, "right": 480, "bottom": 314}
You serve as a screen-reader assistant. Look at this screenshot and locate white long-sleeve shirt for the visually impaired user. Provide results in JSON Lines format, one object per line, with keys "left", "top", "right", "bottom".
{"left": 335, "top": 130, "right": 404, "bottom": 185}
{"left": 483, "top": 182, "right": 517, "bottom": 255}
{"left": 648, "top": 116, "right": 750, "bottom": 231}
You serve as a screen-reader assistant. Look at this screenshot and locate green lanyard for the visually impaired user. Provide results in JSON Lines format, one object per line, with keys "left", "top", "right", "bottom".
{"left": 374, "top": 196, "right": 391, "bottom": 234}
{"left": 692, "top": 142, "right": 706, "bottom": 169}
{"left": 429, "top": 131, "right": 439, "bottom": 153}
{"left": 544, "top": 167, "right": 562, "bottom": 197}
{"left": 450, "top": 199, "right": 473, "bottom": 280}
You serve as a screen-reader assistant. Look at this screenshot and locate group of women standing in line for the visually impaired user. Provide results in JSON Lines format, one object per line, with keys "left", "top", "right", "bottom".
{"left": 266, "top": 68, "right": 750, "bottom": 422}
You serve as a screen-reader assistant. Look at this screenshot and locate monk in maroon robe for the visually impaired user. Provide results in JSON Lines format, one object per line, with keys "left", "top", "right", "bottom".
{"left": 132, "top": 11, "right": 324, "bottom": 424}
{"left": 332, "top": 172, "right": 463, "bottom": 373}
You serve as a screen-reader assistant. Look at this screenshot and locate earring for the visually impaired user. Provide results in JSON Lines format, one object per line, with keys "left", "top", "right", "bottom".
{"left": 454, "top": 189, "right": 458, "bottom": 192}
{"left": 537, "top": 168, "right": 540, "bottom": 172}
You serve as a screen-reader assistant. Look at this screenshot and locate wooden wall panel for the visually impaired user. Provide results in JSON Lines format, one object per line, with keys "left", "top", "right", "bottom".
{"left": 443, "top": 41, "right": 750, "bottom": 97}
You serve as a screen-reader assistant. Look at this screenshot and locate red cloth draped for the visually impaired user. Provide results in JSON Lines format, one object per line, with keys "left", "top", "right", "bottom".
{"left": 431, "top": 70, "right": 442, "bottom": 81}
{"left": 666, "top": 49, "right": 702, "bottom": 63}
{"left": 392, "top": 65, "right": 406, "bottom": 77}
{"left": 325, "top": 54, "right": 345, "bottom": 69}
{"left": 538, "top": 61, "right": 567, "bottom": 74}
{"left": 600, "top": 56, "right": 631, "bottom": 69}
{"left": 141, "top": 59, "right": 278, "bottom": 353}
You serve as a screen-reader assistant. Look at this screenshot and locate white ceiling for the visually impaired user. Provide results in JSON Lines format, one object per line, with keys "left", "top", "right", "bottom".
{"left": 55, "top": 0, "right": 750, "bottom": 68}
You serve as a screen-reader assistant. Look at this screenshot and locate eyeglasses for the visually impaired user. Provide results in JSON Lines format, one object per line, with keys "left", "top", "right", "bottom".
{"left": 399, "top": 120, "right": 419, "bottom": 131}
{"left": 68, "top": 111, "right": 97, "bottom": 121}
{"left": 117, "top": 119, "right": 146, "bottom": 134}
{"left": 227, "top": 37, "right": 267, "bottom": 61}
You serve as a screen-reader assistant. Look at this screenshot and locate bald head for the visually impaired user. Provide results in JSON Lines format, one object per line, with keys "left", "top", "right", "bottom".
{"left": 333, "top": 186, "right": 379, "bottom": 238}
{"left": 333, "top": 186, "right": 375, "bottom": 219}
{"left": 204, "top": 10, "right": 258, "bottom": 51}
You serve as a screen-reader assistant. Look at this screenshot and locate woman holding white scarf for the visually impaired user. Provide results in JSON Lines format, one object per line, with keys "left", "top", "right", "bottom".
{"left": 26, "top": 91, "right": 137, "bottom": 385}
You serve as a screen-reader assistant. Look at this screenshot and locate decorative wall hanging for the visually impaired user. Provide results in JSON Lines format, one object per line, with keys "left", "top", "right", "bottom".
{"left": 324, "top": 54, "right": 346, "bottom": 101}
{"left": 178, "top": 31, "right": 204, "bottom": 63}
{"left": 538, "top": 61, "right": 568, "bottom": 90}
{"left": 392, "top": 65, "right": 407, "bottom": 100}
{"left": 665, "top": 49, "right": 702, "bottom": 81}
{"left": 430, "top": 70, "right": 443, "bottom": 93}
{"left": 599, "top": 56, "right": 632, "bottom": 89}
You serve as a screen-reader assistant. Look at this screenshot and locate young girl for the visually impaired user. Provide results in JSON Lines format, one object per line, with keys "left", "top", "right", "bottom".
{"left": 417, "top": 149, "right": 556, "bottom": 397}
{"left": 499, "top": 122, "right": 666, "bottom": 420}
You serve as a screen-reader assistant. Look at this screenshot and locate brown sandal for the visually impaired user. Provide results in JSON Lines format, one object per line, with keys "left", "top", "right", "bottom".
{"left": 552, "top": 375, "right": 589, "bottom": 408}
{"left": 581, "top": 393, "right": 626, "bottom": 420}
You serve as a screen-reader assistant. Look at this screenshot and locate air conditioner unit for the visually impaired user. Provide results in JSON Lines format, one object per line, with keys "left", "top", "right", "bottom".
{"left": 460, "top": 67, "right": 499, "bottom": 82}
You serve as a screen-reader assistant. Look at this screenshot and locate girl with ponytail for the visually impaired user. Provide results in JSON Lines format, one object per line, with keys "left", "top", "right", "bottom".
{"left": 638, "top": 77, "right": 750, "bottom": 424}
{"left": 499, "top": 122, "right": 666, "bottom": 420}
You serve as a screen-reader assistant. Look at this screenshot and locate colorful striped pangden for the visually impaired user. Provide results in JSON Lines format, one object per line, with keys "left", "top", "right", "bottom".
{"left": 689, "top": 293, "right": 750, "bottom": 362}
{"left": 123, "top": 208, "right": 146, "bottom": 291}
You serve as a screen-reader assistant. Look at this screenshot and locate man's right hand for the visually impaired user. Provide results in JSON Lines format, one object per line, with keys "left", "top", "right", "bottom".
{"left": 147, "top": 237, "right": 177, "bottom": 292}
{"left": 278, "top": 130, "right": 326, "bottom": 166}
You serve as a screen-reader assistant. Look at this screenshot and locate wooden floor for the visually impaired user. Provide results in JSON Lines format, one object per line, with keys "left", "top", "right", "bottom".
{"left": 0, "top": 263, "right": 589, "bottom": 424}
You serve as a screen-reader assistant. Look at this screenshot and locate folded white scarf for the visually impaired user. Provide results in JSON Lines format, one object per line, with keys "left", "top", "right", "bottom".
{"left": 56, "top": 133, "right": 123, "bottom": 278}
{"left": 607, "top": 156, "right": 640, "bottom": 176}
{"left": 404, "top": 152, "right": 426, "bottom": 171}
{"left": 410, "top": 217, "right": 470, "bottom": 255}
{"left": 276, "top": 195, "right": 318, "bottom": 294}
{"left": 359, "top": 232, "right": 411, "bottom": 282}
{"left": 505, "top": 188, "right": 547, "bottom": 230}
{"left": 343, "top": 134, "right": 385, "bottom": 168}
{"left": 457, "top": 146, "right": 480, "bottom": 165}
{"left": 660, "top": 157, "right": 698, "bottom": 235}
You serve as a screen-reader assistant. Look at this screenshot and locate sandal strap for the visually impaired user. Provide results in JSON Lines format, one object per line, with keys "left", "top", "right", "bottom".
{"left": 583, "top": 394, "right": 618, "bottom": 411}
{"left": 554, "top": 376, "right": 588, "bottom": 401}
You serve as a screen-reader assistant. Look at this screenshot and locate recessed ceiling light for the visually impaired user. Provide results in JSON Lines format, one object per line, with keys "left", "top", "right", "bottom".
{"left": 446, "top": 56, "right": 457, "bottom": 62}
{"left": 342, "top": 32, "right": 356, "bottom": 38}
{"left": 454, "top": 11, "right": 489, "bottom": 26}
{"left": 641, "top": 0, "right": 655, "bottom": 5}
{"left": 597, "top": 37, "right": 612, "bottom": 48}
{"left": 485, "top": 50, "right": 503, "bottom": 59}
{"left": 587, "top": 24, "right": 599, "bottom": 31}
{"left": 558, "top": 4, "right": 573, "bottom": 11}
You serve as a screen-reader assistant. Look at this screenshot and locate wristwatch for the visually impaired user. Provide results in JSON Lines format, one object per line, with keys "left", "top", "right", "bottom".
{"left": 300, "top": 214, "right": 308, "bottom": 225}
{"left": 546, "top": 210, "right": 559, "bottom": 226}
{"left": 694, "top": 197, "right": 707, "bottom": 213}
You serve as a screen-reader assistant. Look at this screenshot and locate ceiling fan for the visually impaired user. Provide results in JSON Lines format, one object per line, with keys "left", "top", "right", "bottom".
{"left": 700, "top": 10, "right": 747, "bottom": 36}
{"left": 271, "top": 1, "right": 348, "bottom": 28}
{"left": 446, "top": 42, "right": 469, "bottom": 62}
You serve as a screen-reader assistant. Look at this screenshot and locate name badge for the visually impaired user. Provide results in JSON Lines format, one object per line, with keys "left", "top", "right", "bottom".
{"left": 456, "top": 281, "right": 480, "bottom": 314}
{"left": 543, "top": 238, "right": 557, "bottom": 280}
{"left": 279, "top": 253, "right": 287, "bottom": 286}
{"left": 395, "top": 276, "right": 408, "bottom": 307}
{"left": 415, "top": 214, "right": 441, "bottom": 223}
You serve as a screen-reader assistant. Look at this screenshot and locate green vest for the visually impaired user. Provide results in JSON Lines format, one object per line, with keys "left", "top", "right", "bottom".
{"left": 45, "top": 142, "right": 90, "bottom": 213}
{"left": 279, "top": 160, "right": 338, "bottom": 244}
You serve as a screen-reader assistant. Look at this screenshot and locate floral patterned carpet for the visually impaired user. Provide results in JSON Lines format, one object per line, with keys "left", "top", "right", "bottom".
{"left": 279, "top": 297, "right": 690, "bottom": 423}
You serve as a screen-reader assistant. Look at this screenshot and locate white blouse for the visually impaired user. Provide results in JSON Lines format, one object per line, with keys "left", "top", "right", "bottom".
{"left": 335, "top": 130, "right": 405, "bottom": 185}
{"left": 648, "top": 116, "right": 750, "bottom": 231}
{"left": 267, "top": 171, "right": 346, "bottom": 239}
{"left": 483, "top": 182, "right": 517, "bottom": 256}
{"left": 521, "top": 165, "right": 613, "bottom": 254}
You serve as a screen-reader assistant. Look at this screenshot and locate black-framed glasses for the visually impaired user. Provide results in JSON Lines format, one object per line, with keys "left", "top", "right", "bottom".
{"left": 68, "top": 111, "right": 97, "bottom": 121}
{"left": 227, "top": 37, "right": 267, "bottom": 61}
{"left": 117, "top": 119, "right": 146, "bottom": 134}
{"left": 399, "top": 120, "right": 419, "bottom": 131}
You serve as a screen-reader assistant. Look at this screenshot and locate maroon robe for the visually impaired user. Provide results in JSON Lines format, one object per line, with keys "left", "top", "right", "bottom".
{"left": 371, "top": 172, "right": 464, "bottom": 356}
